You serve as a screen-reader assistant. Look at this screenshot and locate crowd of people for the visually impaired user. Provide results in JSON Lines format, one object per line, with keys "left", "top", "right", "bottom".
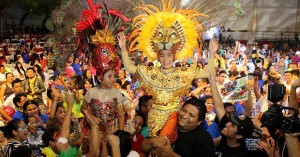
{"left": 0, "top": 31, "right": 298, "bottom": 157}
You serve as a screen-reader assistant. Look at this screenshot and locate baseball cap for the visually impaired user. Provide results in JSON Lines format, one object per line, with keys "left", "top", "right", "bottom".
{"left": 296, "top": 51, "right": 300, "bottom": 55}
{"left": 228, "top": 112, "right": 254, "bottom": 138}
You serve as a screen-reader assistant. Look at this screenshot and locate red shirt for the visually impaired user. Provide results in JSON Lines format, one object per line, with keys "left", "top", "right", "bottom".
{"left": 131, "top": 134, "right": 145, "bottom": 156}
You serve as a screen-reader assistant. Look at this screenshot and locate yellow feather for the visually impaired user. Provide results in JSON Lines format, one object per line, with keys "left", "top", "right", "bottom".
{"left": 140, "top": 4, "right": 160, "bottom": 13}
{"left": 133, "top": 15, "right": 148, "bottom": 22}
{"left": 129, "top": 37, "right": 140, "bottom": 50}
{"left": 167, "top": 0, "right": 173, "bottom": 11}
{"left": 137, "top": 6, "right": 155, "bottom": 15}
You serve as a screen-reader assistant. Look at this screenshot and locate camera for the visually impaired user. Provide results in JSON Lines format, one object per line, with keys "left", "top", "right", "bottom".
{"left": 261, "top": 104, "right": 300, "bottom": 134}
{"left": 260, "top": 84, "right": 300, "bottom": 134}
{"left": 267, "top": 84, "right": 286, "bottom": 103}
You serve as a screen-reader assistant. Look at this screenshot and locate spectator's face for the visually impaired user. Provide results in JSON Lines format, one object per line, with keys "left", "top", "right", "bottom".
{"left": 26, "top": 69, "right": 35, "bottom": 78}
{"left": 284, "top": 73, "right": 292, "bottom": 82}
{"left": 86, "top": 70, "right": 92, "bottom": 78}
{"left": 6, "top": 73, "right": 14, "bottom": 83}
{"left": 141, "top": 99, "right": 153, "bottom": 116}
{"left": 16, "top": 121, "right": 28, "bottom": 141}
{"left": 219, "top": 73, "right": 227, "bottom": 84}
{"left": 269, "top": 66, "right": 276, "bottom": 72}
{"left": 127, "top": 90, "right": 135, "bottom": 100}
{"left": 0, "top": 131, "right": 6, "bottom": 143}
{"left": 25, "top": 104, "right": 39, "bottom": 116}
{"left": 178, "top": 104, "right": 201, "bottom": 132}
{"left": 27, "top": 116, "right": 39, "bottom": 134}
{"left": 84, "top": 80, "right": 93, "bottom": 91}
{"left": 221, "top": 121, "right": 239, "bottom": 139}
{"left": 118, "top": 70, "right": 125, "bottom": 79}
{"left": 197, "top": 79, "right": 206, "bottom": 87}
{"left": 56, "top": 106, "right": 66, "bottom": 125}
{"left": 100, "top": 70, "right": 116, "bottom": 89}
{"left": 158, "top": 50, "right": 174, "bottom": 69}
{"left": 133, "top": 115, "right": 145, "bottom": 135}
{"left": 0, "top": 67, "right": 5, "bottom": 73}
{"left": 13, "top": 82, "right": 23, "bottom": 93}
{"left": 38, "top": 104, "right": 48, "bottom": 115}
{"left": 17, "top": 96, "right": 27, "bottom": 108}
{"left": 204, "top": 87, "right": 212, "bottom": 96}
{"left": 205, "top": 98, "right": 214, "bottom": 113}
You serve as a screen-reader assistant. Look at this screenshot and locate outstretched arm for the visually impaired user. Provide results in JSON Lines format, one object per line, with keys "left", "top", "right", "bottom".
{"left": 207, "top": 38, "right": 225, "bottom": 121}
{"left": 117, "top": 32, "right": 137, "bottom": 74}
{"left": 196, "top": 38, "right": 218, "bottom": 79}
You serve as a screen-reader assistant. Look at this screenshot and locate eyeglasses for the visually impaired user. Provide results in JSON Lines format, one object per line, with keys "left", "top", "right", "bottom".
{"left": 39, "top": 107, "right": 48, "bottom": 112}
{"left": 28, "top": 122, "right": 39, "bottom": 127}
{"left": 205, "top": 103, "right": 214, "bottom": 106}
{"left": 18, "top": 125, "right": 28, "bottom": 131}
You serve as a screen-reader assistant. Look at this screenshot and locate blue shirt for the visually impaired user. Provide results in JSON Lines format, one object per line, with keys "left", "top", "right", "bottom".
{"left": 72, "top": 63, "right": 82, "bottom": 75}
{"left": 233, "top": 102, "right": 245, "bottom": 116}
{"left": 12, "top": 111, "right": 24, "bottom": 120}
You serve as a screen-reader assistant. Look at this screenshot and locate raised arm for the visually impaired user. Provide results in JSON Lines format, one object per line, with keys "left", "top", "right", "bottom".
{"left": 55, "top": 91, "right": 74, "bottom": 154}
{"left": 117, "top": 32, "right": 137, "bottom": 74}
{"left": 207, "top": 38, "right": 225, "bottom": 121}
{"left": 196, "top": 38, "right": 218, "bottom": 79}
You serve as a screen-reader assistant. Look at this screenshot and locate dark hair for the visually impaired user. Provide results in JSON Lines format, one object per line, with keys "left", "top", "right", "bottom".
{"left": 3, "top": 119, "right": 23, "bottom": 138}
{"left": 42, "top": 126, "right": 60, "bottom": 147}
{"left": 26, "top": 67, "right": 34, "bottom": 72}
{"left": 24, "top": 115, "right": 37, "bottom": 125}
{"left": 113, "top": 130, "right": 132, "bottom": 157}
{"left": 46, "top": 89, "right": 53, "bottom": 100}
{"left": 260, "top": 80, "right": 271, "bottom": 95}
{"left": 29, "top": 53, "right": 40, "bottom": 66}
{"left": 228, "top": 70, "right": 239, "bottom": 77}
{"left": 54, "top": 103, "right": 65, "bottom": 118}
{"left": 33, "top": 64, "right": 42, "bottom": 72}
{"left": 13, "top": 93, "right": 27, "bottom": 109}
{"left": 291, "top": 69, "right": 300, "bottom": 77}
{"left": 82, "top": 69, "right": 90, "bottom": 79}
{"left": 182, "top": 96, "right": 206, "bottom": 121}
{"left": 135, "top": 110, "right": 147, "bottom": 126}
{"left": 219, "top": 70, "right": 227, "bottom": 76}
{"left": 0, "top": 65, "right": 4, "bottom": 68}
{"left": 115, "top": 79, "right": 122, "bottom": 86}
{"left": 14, "top": 62, "right": 26, "bottom": 76}
{"left": 5, "top": 72, "right": 13, "bottom": 78}
{"left": 70, "top": 75, "right": 82, "bottom": 86}
{"left": 138, "top": 95, "right": 153, "bottom": 109}
{"left": 12, "top": 78, "right": 22, "bottom": 87}
{"left": 11, "top": 146, "right": 32, "bottom": 157}
{"left": 23, "top": 100, "right": 39, "bottom": 115}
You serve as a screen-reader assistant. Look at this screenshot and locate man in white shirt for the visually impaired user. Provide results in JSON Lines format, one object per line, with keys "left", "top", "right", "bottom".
{"left": 0, "top": 78, "right": 23, "bottom": 121}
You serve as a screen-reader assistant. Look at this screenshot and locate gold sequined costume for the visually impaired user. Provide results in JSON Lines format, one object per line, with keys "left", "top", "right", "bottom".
{"left": 136, "top": 65, "right": 202, "bottom": 137}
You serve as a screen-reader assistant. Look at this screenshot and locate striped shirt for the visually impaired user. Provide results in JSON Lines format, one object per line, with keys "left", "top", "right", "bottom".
{"left": 4, "top": 139, "right": 29, "bottom": 157}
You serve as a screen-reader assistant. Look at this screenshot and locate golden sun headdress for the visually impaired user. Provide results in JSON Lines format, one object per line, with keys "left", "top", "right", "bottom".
{"left": 126, "top": 0, "right": 245, "bottom": 61}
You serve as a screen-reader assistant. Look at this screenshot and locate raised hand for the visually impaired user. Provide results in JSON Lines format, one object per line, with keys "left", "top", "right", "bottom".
{"left": 117, "top": 32, "right": 127, "bottom": 52}
{"left": 64, "top": 91, "right": 74, "bottom": 107}
{"left": 209, "top": 37, "right": 219, "bottom": 55}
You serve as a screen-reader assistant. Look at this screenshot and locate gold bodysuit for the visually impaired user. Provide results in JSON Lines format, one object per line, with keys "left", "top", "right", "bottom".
{"left": 135, "top": 65, "right": 201, "bottom": 137}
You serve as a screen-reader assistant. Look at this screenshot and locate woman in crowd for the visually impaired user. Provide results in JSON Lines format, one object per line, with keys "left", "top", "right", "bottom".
{"left": 24, "top": 115, "right": 44, "bottom": 156}
{"left": 23, "top": 100, "right": 48, "bottom": 129}
{"left": 81, "top": 78, "right": 94, "bottom": 95}
{"left": 0, "top": 73, "right": 14, "bottom": 103}
{"left": 117, "top": 69, "right": 131, "bottom": 90}
{"left": 3, "top": 119, "right": 29, "bottom": 157}
{"left": 13, "top": 62, "right": 26, "bottom": 81}
{"left": 82, "top": 69, "right": 97, "bottom": 86}
{"left": 33, "top": 64, "right": 45, "bottom": 82}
